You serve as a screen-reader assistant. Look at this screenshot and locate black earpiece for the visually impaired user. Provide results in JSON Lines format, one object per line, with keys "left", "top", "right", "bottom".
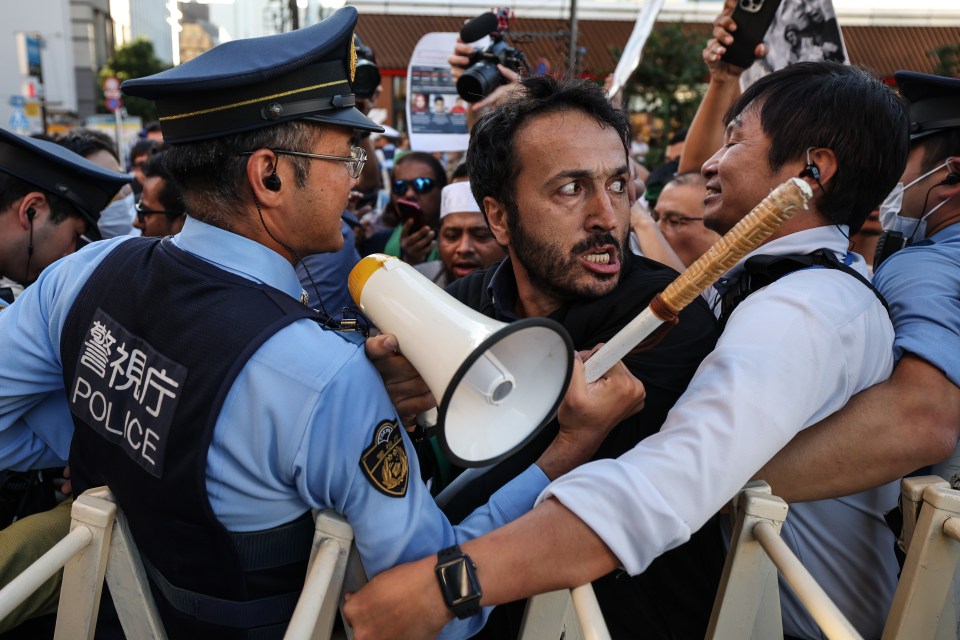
{"left": 800, "top": 146, "right": 821, "bottom": 182}
{"left": 26, "top": 207, "right": 36, "bottom": 221}
{"left": 264, "top": 173, "right": 282, "bottom": 191}
{"left": 800, "top": 163, "right": 820, "bottom": 182}
{"left": 937, "top": 172, "right": 960, "bottom": 187}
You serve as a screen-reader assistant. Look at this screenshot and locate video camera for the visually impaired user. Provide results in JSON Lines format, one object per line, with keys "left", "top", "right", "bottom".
{"left": 456, "top": 8, "right": 528, "bottom": 103}
{"left": 353, "top": 35, "right": 381, "bottom": 100}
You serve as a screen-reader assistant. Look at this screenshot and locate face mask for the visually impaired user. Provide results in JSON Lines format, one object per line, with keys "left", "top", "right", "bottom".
{"left": 878, "top": 162, "right": 951, "bottom": 240}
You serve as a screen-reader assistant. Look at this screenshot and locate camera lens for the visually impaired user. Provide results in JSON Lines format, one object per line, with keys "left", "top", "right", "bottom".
{"left": 354, "top": 59, "right": 381, "bottom": 99}
{"left": 457, "top": 60, "right": 503, "bottom": 103}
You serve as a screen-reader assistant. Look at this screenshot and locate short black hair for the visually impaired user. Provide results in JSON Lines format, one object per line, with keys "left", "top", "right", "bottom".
{"left": 0, "top": 173, "right": 79, "bottom": 224}
{"left": 130, "top": 139, "right": 161, "bottom": 163}
{"left": 162, "top": 120, "right": 317, "bottom": 229}
{"left": 56, "top": 128, "right": 119, "bottom": 164}
{"left": 468, "top": 75, "right": 629, "bottom": 214}
{"left": 727, "top": 62, "right": 909, "bottom": 233}
{"left": 917, "top": 127, "right": 960, "bottom": 172}
{"left": 142, "top": 151, "right": 185, "bottom": 216}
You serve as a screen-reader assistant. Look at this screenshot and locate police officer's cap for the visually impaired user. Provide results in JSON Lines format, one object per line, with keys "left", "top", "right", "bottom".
{"left": 122, "top": 7, "right": 384, "bottom": 144}
{"left": 895, "top": 71, "right": 960, "bottom": 142}
{"left": 0, "top": 129, "right": 131, "bottom": 239}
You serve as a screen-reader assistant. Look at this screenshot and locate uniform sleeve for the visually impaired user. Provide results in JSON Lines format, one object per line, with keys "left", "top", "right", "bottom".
{"left": 292, "top": 347, "right": 547, "bottom": 639}
{"left": 874, "top": 246, "right": 960, "bottom": 387}
{"left": 0, "top": 239, "right": 128, "bottom": 470}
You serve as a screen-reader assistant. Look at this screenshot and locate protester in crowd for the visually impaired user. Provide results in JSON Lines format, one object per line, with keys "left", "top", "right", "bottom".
{"left": 757, "top": 71, "right": 960, "bottom": 501}
{"left": 128, "top": 138, "right": 162, "bottom": 195}
{"left": 57, "top": 128, "right": 137, "bottom": 239}
{"left": 382, "top": 151, "right": 447, "bottom": 263}
{"left": 0, "top": 9, "right": 643, "bottom": 637}
{"left": 682, "top": 2, "right": 960, "bottom": 503}
{"left": 133, "top": 150, "right": 186, "bottom": 238}
{"left": 651, "top": 172, "right": 719, "bottom": 266}
{"left": 365, "top": 75, "right": 722, "bottom": 639}
{"left": 414, "top": 181, "right": 506, "bottom": 287}
{"left": 345, "top": 61, "right": 909, "bottom": 640}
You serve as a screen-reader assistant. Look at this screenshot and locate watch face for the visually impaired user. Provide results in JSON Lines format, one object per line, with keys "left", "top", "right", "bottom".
{"left": 437, "top": 558, "right": 481, "bottom": 606}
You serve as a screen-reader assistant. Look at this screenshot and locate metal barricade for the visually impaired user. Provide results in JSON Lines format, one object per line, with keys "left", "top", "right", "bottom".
{"left": 706, "top": 481, "right": 863, "bottom": 640}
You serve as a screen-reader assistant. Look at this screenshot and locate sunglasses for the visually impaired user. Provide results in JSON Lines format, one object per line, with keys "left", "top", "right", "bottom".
{"left": 392, "top": 177, "right": 437, "bottom": 196}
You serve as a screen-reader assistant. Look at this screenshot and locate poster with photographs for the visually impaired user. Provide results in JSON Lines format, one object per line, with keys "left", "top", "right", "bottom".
{"left": 740, "top": 0, "right": 848, "bottom": 90}
{"left": 407, "top": 32, "right": 473, "bottom": 152}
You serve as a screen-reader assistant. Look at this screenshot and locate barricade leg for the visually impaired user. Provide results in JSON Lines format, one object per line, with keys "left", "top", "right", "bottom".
{"left": 882, "top": 484, "right": 960, "bottom": 640}
{"left": 285, "top": 510, "right": 356, "bottom": 640}
{"left": 705, "top": 482, "right": 787, "bottom": 640}
{"left": 53, "top": 488, "right": 117, "bottom": 640}
{"left": 101, "top": 494, "right": 167, "bottom": 639}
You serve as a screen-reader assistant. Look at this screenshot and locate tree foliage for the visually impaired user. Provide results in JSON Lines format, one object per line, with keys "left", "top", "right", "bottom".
{"left": 618, "top": 23, "right": 708, "bottom": 166}
{"left": 98, "top": 38, "right": 171, "bottom": 121}
{"left": 930, "top": 44, "right": 960, "bottom": 78}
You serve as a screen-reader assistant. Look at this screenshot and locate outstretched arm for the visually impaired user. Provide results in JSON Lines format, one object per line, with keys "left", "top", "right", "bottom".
{"left": 756, "top": 353, "right": 960, "bottom": 502}
{"left": 344, "top": 498, "right": 617, "bottom": 640}
{"left": 678, "top": 0, "right": 767, "bottom": 175}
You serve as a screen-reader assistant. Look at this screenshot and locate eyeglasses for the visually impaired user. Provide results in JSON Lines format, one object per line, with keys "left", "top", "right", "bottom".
{"left": 392, "top": 177, "right": 437, "bottom": 196}
{"left": 653, "top": 211, "right": 704, "bottom": 231}
{"left": 135, "top": 200, "right": 183, "bottom": 223}
{"left": 241, "top": 147, "right": 367, "bottom": 180}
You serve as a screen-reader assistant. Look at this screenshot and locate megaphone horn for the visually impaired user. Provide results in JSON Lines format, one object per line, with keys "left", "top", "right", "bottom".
{"left": 349, "top": 255, "right": 573, "bottom": 467}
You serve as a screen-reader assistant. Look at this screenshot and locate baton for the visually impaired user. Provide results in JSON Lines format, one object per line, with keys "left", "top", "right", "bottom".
{"left": 584, "top": 177, "right": 813, "bottom": 383}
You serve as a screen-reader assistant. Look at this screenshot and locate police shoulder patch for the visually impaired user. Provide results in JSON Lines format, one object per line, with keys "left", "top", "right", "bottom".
{"left": 360, "top": 420, "right": 409, "bottom": 497}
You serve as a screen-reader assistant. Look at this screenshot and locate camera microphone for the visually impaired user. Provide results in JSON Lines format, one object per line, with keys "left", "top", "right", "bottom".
{"left": 460, "top": 12, "right": 499, "bottom": 43}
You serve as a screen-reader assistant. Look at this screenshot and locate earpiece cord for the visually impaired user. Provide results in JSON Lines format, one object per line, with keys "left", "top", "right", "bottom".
{"left": 252, "top": 193, "right": 369, "bottom": 336}
{"left": 24, "top": 216, "right": 34, "bottom": 285}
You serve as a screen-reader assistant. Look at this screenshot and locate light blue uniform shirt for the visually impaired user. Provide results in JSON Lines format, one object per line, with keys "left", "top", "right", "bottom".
{"left": 873, "top": 223, "right": 960, "bottom": 386}
{"left": 0, "top": 217, "right": 548, "bottom": 638}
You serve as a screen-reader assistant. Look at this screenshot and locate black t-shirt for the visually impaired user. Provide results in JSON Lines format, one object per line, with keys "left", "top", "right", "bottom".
{"left": 443, "top": 253, "right": 725, "bottom": 639}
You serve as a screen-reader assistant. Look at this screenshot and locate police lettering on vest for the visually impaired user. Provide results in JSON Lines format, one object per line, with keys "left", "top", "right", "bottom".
{"left": 69, "top": 309, "right": 186, "bottom": 477}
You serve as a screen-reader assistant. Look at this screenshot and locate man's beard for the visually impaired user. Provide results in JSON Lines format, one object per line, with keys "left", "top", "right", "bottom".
{"left": 506, "top": 201, "right": 626, "bottom": 303}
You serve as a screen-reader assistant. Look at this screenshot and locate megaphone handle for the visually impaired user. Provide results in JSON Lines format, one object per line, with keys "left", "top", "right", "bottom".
{"left": 417, "top": 407, "right": 439, "bottom": 431}
{"left": 583, "top": 178, "right": 812, "bottom": 384}
{"left": 584, "top": 306, "right": 663, "bottom": 383}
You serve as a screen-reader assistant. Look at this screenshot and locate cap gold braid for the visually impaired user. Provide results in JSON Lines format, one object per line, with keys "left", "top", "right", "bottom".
{"left": 349, "top": 36, "right": 357, "bottom": 84}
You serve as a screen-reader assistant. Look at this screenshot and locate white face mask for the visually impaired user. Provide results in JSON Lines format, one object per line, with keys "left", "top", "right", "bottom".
{"left": 878, "top": 161, "right": 951, "bottom": 240}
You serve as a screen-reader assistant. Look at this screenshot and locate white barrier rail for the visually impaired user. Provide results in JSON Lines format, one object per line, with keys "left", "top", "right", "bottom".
{"left": 0, "top": 488, "right": 362, "bottom": 640}
{"left": 707, "top": 481, "right": 864, "bottom": 640}
{"left": 0, "top": 525, "right": 92, "bottom": 621}
{"left": 519, "top": 582, "right": 612, "bottom": 640}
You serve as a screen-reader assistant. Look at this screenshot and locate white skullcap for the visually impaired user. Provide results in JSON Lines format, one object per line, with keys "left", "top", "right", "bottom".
{"left": 440, "top": 181, "right": 482, "bottom": 220}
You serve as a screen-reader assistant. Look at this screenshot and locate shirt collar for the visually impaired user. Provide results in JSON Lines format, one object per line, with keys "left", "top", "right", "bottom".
{"left": 486, "top": 257, "right": 522, "bottom": 322}
{"left": 172, "top": 216, "right": 305, "bottom": 300}
{"left": 715, "top": 225, "right": 855, "bottom": 292}
{"left": 929, "top": 221, "right": 960, "bottom": 244}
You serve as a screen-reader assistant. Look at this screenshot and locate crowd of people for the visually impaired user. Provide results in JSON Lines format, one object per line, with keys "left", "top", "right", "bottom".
{"left": 0, "top": 2, "right": 958, "bottom": 639}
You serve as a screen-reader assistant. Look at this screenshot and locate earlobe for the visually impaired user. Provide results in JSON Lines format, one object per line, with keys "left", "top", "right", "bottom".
{"left": 483, "top": 197, "right": 510, "bottom": 245}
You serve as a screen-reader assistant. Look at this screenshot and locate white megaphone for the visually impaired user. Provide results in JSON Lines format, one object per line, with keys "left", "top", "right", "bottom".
{"left": 348, "top": 254, "right": 573, "bottom": 467}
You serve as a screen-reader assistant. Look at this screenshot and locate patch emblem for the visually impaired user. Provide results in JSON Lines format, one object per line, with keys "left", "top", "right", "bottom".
{"left": 360, "top": 420, "right": 409, "bottom": 497}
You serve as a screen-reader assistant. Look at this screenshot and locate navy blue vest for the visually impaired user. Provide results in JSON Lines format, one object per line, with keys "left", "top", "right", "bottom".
{"left": 61, "top": 237, "right": 321, "bottom": 639}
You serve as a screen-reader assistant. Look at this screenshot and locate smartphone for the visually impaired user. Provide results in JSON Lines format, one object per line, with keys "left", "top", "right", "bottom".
{"left": 721, "top": 0, "right": 783, "bottom": 69}
{"left": 395, "top": 198, "right": 426, "bottom": 230}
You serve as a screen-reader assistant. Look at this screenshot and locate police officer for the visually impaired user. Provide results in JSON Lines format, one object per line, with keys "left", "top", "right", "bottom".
{"left": 0, "top": 8, "right": 643, "bottom": 639}
{"left": 0, "top": 130, "right": 130, "bottom": 307}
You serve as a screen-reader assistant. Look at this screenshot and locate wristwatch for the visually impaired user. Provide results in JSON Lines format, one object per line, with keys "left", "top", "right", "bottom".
{"left": 435, "top": 544, "right": 483, "bottom": 619}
